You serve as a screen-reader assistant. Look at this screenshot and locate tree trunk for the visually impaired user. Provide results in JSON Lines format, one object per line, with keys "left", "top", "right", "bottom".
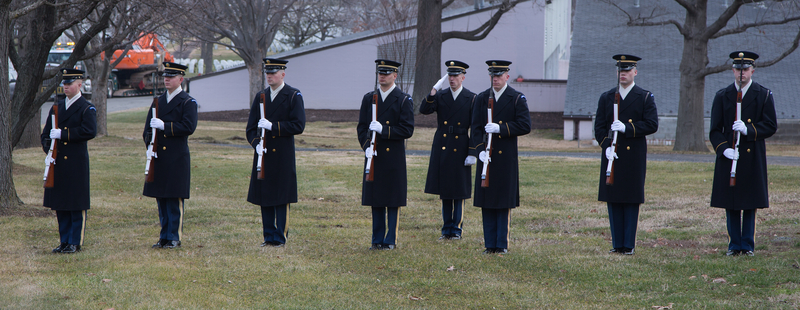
{"left": 673, "top": 10, "right": 710, "bottom": 152}
{"left": 92, "top": 60, "right": 110, "bottom": 137}
{"left": 0, "top": 1, "right": 24, "bottom": 209}
{"left": 201, "top": 41, "right": 214, "bottom": 75}
{"left": 246, "top": 60, "right": 264, "bottom": 105}
{"left": 412, "top": 0, "right": 443, "bottom": 114}
{"left": 15, "top": 109, "right": 41, "bottom": 149}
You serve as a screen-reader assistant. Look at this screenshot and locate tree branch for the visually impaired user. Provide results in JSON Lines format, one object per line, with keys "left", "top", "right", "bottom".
{"left": 711, "top": 15, "right": 800, "bottom": 39}
{"left": 702, "top": 0, "right": 744, "bottom": 40}
{"left": 442, "top": 0, "right": 522, "bottom": 41}
{"left": 701, "top": 27, "right": 800, "bottom": 76}
{"left": 602, "top": 0, "right": 687, "bottom": 35}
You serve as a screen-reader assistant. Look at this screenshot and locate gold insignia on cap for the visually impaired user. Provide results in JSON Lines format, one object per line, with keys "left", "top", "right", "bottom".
{"left": 62, "top": 69, "right": 67, "bottom": 74}
{"left": 621, "top": 56, "right": 626, "bottom": 60}
{"left": 381, "top": 61, "right": 385, "bottom": 65}
{"left": 450, "top": 61, "right": 454, "bottom": 66}
{"left": 266, "top": 60, "right": 271, "bottom": 64}
{"left": 738, "top": 52, "right": 744, "bottom": 58}
{"left": 165, "top": 63, "right": 170, "bottom": 67}
{"left": 492, "top": 61, "right": 497, "bottom": 65}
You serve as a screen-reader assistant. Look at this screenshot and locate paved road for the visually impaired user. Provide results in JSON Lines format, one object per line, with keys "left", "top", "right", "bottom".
{"left": 40, "top": 96, "right": 153, "bottom": 125}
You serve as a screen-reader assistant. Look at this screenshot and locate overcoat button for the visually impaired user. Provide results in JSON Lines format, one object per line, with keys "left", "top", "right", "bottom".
{"left": 63, "top": 142, "right": 67, "bottom": 145}
{"left": 747, "top": 119, "right": 752, "bottom": 123}
{"left": 457, "top": 122, "right": 461, "bottom": 125}
{"left": 453, "top": 149, "right": 457, "bottom": 152}
{"left": 273, "top": 136, "right": 276, "bottom": 138}
{"left": 63, "top": 156, "right": 67, "bottom": 160}
{"left": 442, "top": 147, "right": 446, "bottom": 150}
{"left": 626, "top": 146, "right": 630, "bottom": 150}
{"left": 499, "top": 121, "right": 503, "bottom": 124}
{"left": 163, "top": 146, "right": 166, "bottom": 150}
{"left": 444, "top": 121, "right": 448, "bottom": 125}
{"left": 498, "top": 150, "right": 503, "bottom": 154}
{"left": 272, "top": 149, "right": 277, "bottom": 152}
{"left": 385, "top": 121, "right": 389, "bottom": 125}
{"left": 747, "top": 149, "right": 751, "bottom": 153}
{"left": 628, "top": 119, "right": 633, "bottom": 123}
{"left": 385, "top": 148, "right": 390, "bottom": 152}
{"left": 443, "top": 134, "right": 447, "bottom": 138}
{"left": 455, "top": 136, "right": 459, "bottom": 139}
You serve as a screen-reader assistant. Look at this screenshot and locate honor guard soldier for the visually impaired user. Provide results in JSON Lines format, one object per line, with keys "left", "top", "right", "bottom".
{"left": 143, "top": 62, "right": 198, "bottom": 249}
{"left": 709, "top": 51, "right": 777, "bottom": 256}
{"left": 41, "top": 68, "right": 97, "bottom": 253}
{"left": 358, "top": 59, "right": 414, "bottom": 250}
{"left": 595, "top": 54, "right": 659, "bottom": 256}
{"left": 246, "top": 58, "right": 306, "bottom": 247}
{"left": 470, "top": 60, "right": 531, "bottom": 254}
{"left": 420, "top": 60, "right": 477, "bottom": 240}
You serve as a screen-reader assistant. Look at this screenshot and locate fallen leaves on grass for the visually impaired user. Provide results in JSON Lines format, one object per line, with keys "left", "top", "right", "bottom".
{"left": 651, "top": 303, "right": 673, "bottom": 309}
{"left": 446, "top": 266, "right": 455, "bottom": 271}
{"left": 102, "top": 279, "right": 112, "bottom": 283}
{"left": 712, "top": 278, "right": 727, "bottom": 284}
{"left": 409, "top": 295, "right": 424, "bottom": 301}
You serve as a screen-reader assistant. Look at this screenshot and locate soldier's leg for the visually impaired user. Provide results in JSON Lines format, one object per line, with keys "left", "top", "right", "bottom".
{"left": 56, "top": 211, "right": 71, "bottom": 245}
{"left": 441, "top": 199, "right": 454, "bottom": 236}
{"left": 495, "top": 208, "right": 510, "bottom": 250}
{"left": 607, "top": 202, "right": 624, "bottom": 249}
{"left": 481, "top": 208, "right": 497, "bottom": 249}
{"left": 725, "top": 209, "right": 743, "bottom": 252}
{"left": 164, "top": 198, "right": 184, "bottom": 242}
{"left": 261, "top": 205, "right": 277, "bottom": 243}
{"left": 385, "top": 207, "right": 400, "bottom": 247}
{"left": 156, "top": 198, "right": 169, "bottom": 240}
{"left": 68, "top": 210, "right": 86, "bottom": 246}
{"left": 622, "top": 203, "right": 640, "bottom": 250}
{"left": 452, "top": 199, "right": 464, "bottom": 237}
{"left": 274, "top": 204, "right": 289, "bottom": 245}
{"left": 371, "top": 207, "right": 386, "bottom": 245}
{"left": 741, "top": 209, "right": 757, "bottom": 252}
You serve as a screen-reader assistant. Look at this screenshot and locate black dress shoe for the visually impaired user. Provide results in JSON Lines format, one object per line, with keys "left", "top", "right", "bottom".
{"left": 742, "top": 250, "right": 754, "bottom": 256}
{"left": 52, "top": 243, "right": 67, "bottom": 253}
{"left": 438, "top": 235, "right": 450, "bottom": 240}
{"left": 271, "top": 242, "right": 285, "bottom": 248}
{"left": 369, "top": 244, "right": 382, "bottom": 250}
{"left": 163, "top": 240, "right": 181, "bottom": 249}
{"left": 260, "top": 241, "right": 272, "bottom": 247}
{"left": 725, "top": 250, "right": 740, "bottom": 256}
{"left": 61, "top": 244, "right": 81, "bottom": 254}
{"left": 482, "top": 248, "right": 494, "bottom": 254}
{"left": 383, "top": 244, "right": 395, "bottom": 250}
{"left": 609, "top": 248, "right": 622, "bottom": 254}
{"left": 496, "top": 248, "right": 508, "bottom": 254}
{"left": 450, "top": 234, "right": 462, "bottom": 240}
{"left": 622, "top": 248, "right": 635, "bottom": 255}
{"left": 152, "top": 239, "right": 166, "bottom": 249}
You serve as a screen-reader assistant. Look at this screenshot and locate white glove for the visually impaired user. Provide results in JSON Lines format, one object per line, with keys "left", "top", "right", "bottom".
{"left": 258, "top": 118, "right": 272, "bottom": 131}
{"left": 146, "top": 148, "right": 157, "bottom": 159}
{"left": 723, "top": 148, "right": 739, "bottom": 160}
{"left": 365, "top": 146, "right": 375, "bottom": 159}
{"left": 605, "top": 147, "right": 618, "bottom": 161}
{"left": 610, "top": 120, "right": 626, "bottom": 133}
{"left": 432, "top": 74, "right": 448, "bottom": 91}
{"left": 369, "top": 121, "right": 383, "bottom": 134}
{"left": 49, "top": 128, "right": 61, "bottom": 140}
{"left": 150, "top": 118, "right": 165, "bottom": 130}
{"left": 256, "top": 143, "right": 264, "bottom": 155}
{"left": 45, "top": 155, "right": 55, "bottom": 166}
{"left": 485, "top": 123, "right": 500, "bottom": 134}
{"left": 464, "top": 155, "right": 477, "bottom": 166}
{"left": 732, "top": 120, "right": 747, "bottom": 135}
{"left": 479, "top": 151, "right": 491, "bottom": 164}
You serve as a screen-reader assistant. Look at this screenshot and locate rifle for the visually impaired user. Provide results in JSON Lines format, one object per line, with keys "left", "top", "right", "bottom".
{"left": 257, "top": 90, "right": 267, "bottom": 180}
{"left": 730, "top": 52, "right": 744, "bottom": 187}
{"left": 43, "top": 105, "right": 59, "bottom": 188}
{"left": 145, "top": 79, "right": 159, "bottom": 183}
{"left": 605, "top": 62, "right": 621, "bottom": 185}
{"left": 364, "top": 63, "right": 379, "bottom": 182}
{"left": 480, "top": 81, "right": 494, "bottom": 188}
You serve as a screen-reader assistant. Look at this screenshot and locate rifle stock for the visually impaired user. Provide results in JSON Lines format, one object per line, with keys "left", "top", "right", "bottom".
{"left": 606, "top": 93, "right": 619, "bottom": 185}
{"left": 43, "top": 105, "right": 59, "bottom": 188}
{"left": 480, "top": 94, "right": 494, "bottom": 188}
{"left": 365, "top": 93, "right": 378, "bottom": 182}
{"left": 145, "top": 98, "right": 158, "bottom": 182}
{"left": 730, "top": 91, "right": 742, "bottom": 187}
{"left": 257, "top": 92, "right": 267, "bottom": 180}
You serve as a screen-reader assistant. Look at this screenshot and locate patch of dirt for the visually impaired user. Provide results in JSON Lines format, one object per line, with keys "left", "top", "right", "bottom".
{"left": 198, "top": 109, "right": 563, "bottom": 129}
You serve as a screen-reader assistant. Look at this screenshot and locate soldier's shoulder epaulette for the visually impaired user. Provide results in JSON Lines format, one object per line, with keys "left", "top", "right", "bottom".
{"left": 715, "top": 88, "right": 727, "bottom": 95}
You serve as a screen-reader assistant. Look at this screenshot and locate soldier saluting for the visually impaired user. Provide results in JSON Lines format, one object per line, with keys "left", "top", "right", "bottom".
{"left": 41, "top": 68, "right": 97, "bottom": 254}
{"left": 594, "top": 54, "right": 658, "bottom": 256}
{"left": 143, "top": 62, "right": 198, "bottom": 249}
{"left": 420, "top": 60, "right": 477, "bottom": 241}
{"left": 709, "top": 51, "right": 777, "bottom": 257}
{"left": 470, "top": 60, "right": 531, "bottom": 254}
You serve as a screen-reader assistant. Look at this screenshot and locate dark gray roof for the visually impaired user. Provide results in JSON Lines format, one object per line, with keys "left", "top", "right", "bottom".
{"left": 565, "top": 0, "right": 800, "bottom": 119}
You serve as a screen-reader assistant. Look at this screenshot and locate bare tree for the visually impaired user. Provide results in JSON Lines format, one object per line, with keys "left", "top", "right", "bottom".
{"left": 181, "top": 0, "right": 295, "bottom": 104}
{"left": 278, "top": 0, "right": 348, "bottom": 48}
{"left": 372, "top": 0, "right": 417, "bottom": 93}
{"left": 0, "top": 0, "right": 125, "bottom": 209}
{"left": 605, "top": 0, "right": 800, "bottom": 152}
{"left": 411, "top": 0, "right": 525, "bottom": 112}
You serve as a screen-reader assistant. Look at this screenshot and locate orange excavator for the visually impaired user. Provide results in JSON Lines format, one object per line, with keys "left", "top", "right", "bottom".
{"left": 107, "top": 33, "right": 175, "bottom": 96}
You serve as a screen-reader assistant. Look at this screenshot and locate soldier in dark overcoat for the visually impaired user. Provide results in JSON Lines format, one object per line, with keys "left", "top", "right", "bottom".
{"left": 595, "top": 55, "right": 659, "bottom": 256}
{"left": 709, "top": 51, "right": 777, "bottom": 257}
{"left": 420, "top": 60, "right": 477, "bottom": 240}
{"left": 469, "top": 60, "right": 531, "bottom": 254}
{"left": 246, "top": 58, "right": 306, "bottom": 247}
{"left": 357, "top": 59, "right": 414, "bottom": 250}
{"left": 41, "top": 69, "right": 97, "bottom": 254}
{"left": 142, "top": 62, "right": 198, "bottom": 249}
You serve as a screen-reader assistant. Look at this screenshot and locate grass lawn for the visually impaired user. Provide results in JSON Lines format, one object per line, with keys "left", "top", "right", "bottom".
{"left": 3, "top": 110, "right": 800, "bottom": 309}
